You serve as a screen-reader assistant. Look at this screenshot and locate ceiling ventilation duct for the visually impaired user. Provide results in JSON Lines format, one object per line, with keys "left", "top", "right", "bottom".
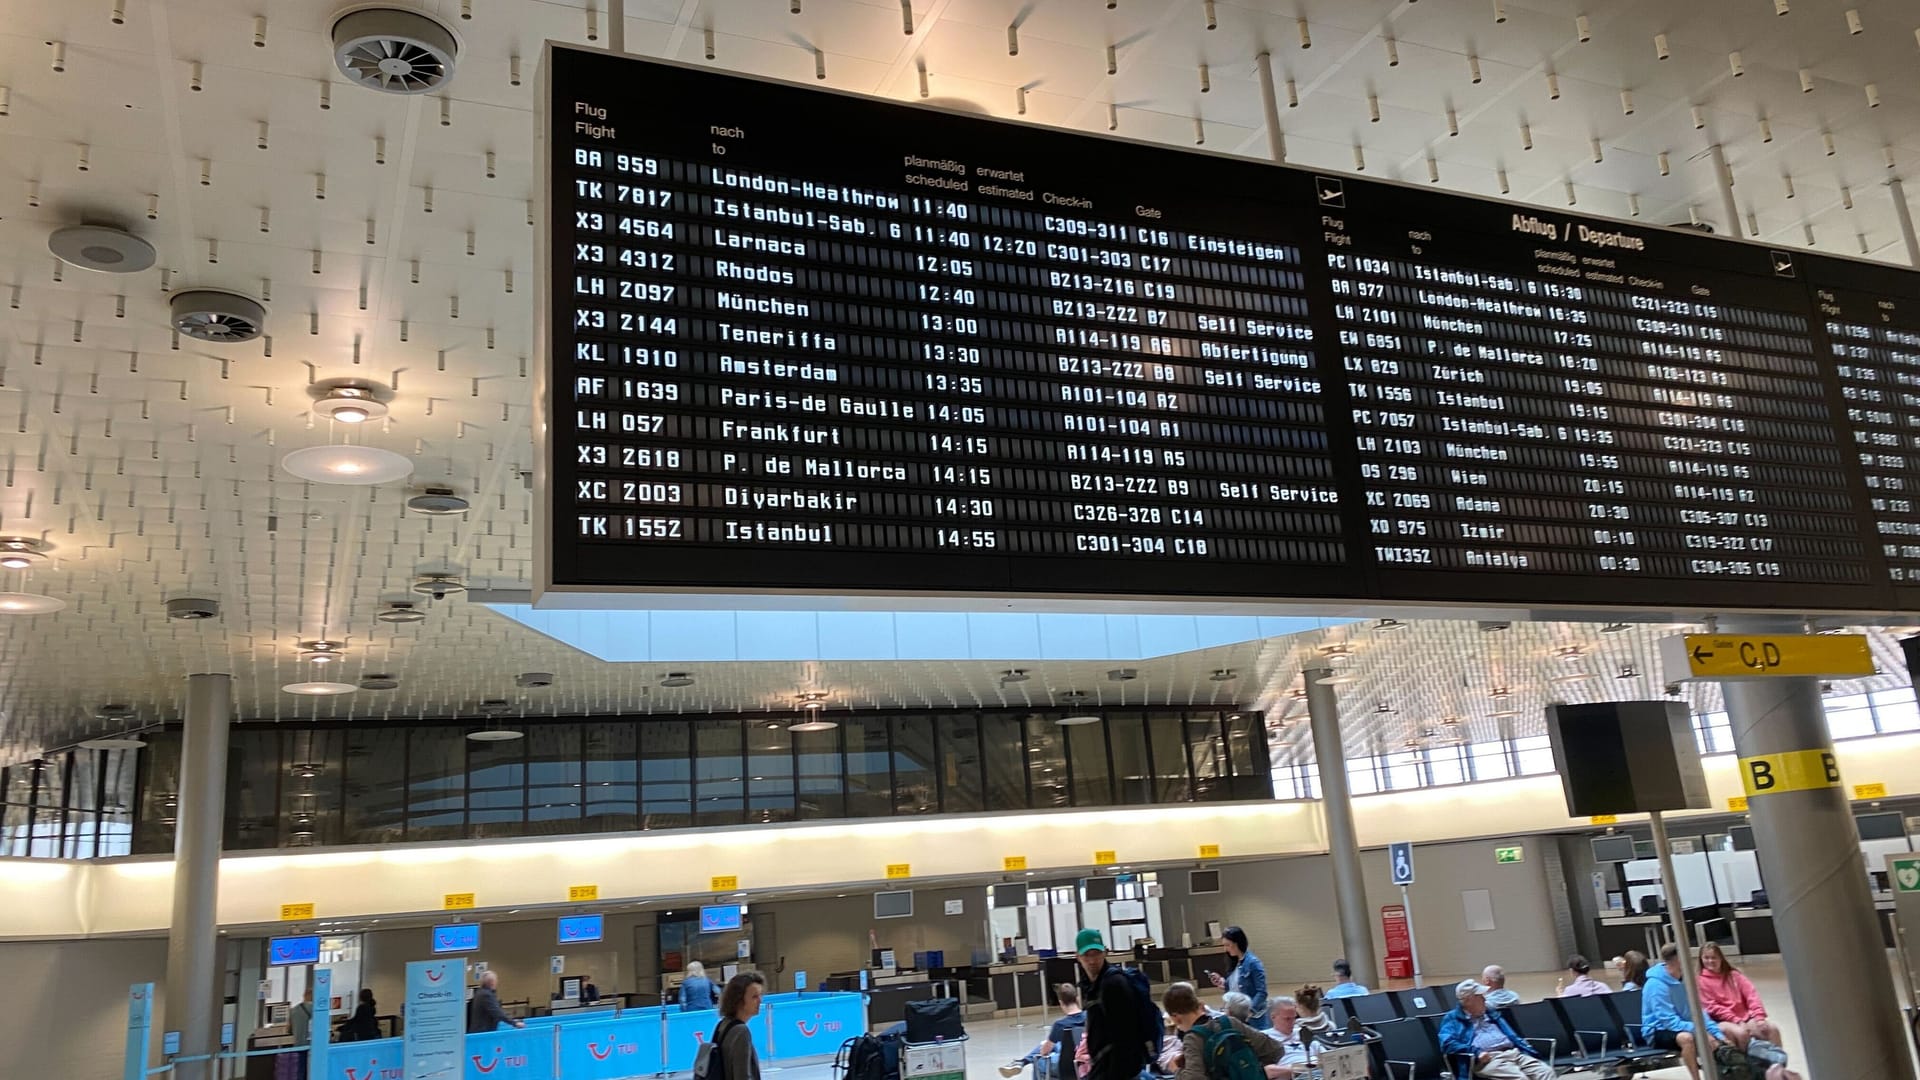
{"left": 170, "top": 290, "right": 267, "bottom": 343}
{"left": 332, "top": 8, "right": 459, "bottom": 94}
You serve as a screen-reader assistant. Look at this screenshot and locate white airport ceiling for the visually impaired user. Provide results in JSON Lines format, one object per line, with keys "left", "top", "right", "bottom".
{"left": 0, "top": 0, "right": 1918, "bottom": 761}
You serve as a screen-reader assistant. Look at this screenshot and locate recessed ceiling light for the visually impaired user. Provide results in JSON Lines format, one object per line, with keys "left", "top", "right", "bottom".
{"left": 0, "top": 593, "right": 64, "bottom": 614}
{"left": 1057, "top": 714, "right": 1102, "bottom": 726}
{"left": 283, "top": 682, "right": 357, "bottom": 696}
{"left": 281, "top": 445, "right": 414, "bottom": 485}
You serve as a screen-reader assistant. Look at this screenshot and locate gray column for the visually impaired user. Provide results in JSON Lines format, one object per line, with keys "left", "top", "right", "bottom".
{"left": 1304, "top": 667, "right": 1379, "bottom": 988}
{"left": 1891, "top": 178, "right": 1920, "bottom": 268}
{"left": 1252, "top": 52, "right": 1287, "bottom": 164}
{"left": 1717, "top": 619, "right": 1914, "bottom": 1080}
{"left": 165, "top": 673, "right": 232, "bottom": 1080}
{"left": 1709, "top": 144, "right": 1741, "bottom": 238}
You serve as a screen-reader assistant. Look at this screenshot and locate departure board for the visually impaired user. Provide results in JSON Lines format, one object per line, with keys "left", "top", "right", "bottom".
{"left": 536, "top": 45, "right": 1912, "bottom": 612}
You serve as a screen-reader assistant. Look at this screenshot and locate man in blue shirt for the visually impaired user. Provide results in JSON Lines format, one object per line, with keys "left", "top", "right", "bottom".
{"left": 1000, "top": 984, "right": 1086, "bottom": 1080}
{"left": 1641, "top": 943, "right": 1734, "bottom": 1080}
{"left": 1436, "top": 980, "right": 1550, "bottom": 1080}
{"left": 1322, "top": 959, "right": 1370, "bottom": 1000}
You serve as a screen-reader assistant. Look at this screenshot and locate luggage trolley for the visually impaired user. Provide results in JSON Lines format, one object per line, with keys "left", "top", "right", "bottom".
{"left": 900, "top": 1036, "right": 967, "bottom": 1080}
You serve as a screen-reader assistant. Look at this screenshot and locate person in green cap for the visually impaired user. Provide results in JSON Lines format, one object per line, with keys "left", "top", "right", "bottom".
{"left": 1074, "top": 928, "right": 1152, "bottom": 1080}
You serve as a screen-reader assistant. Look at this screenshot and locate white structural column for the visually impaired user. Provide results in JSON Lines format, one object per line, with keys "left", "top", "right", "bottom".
{"left": 1304, "top": 667, "right": 1379, "bottom": 988}
{"left": 164, "top": 673, "right": 233, "bottom": 1080}
{"left": 1253, "top": 52, "right": 1286, "bottom": 163}
{"left": 1709, "top": 144, "right": 1740, "bottom": 237}
{"left": 1717, "top": 618, "right": 1915, "bottom": 1080}
{"left": 1891, "top": 178, "right": 1920, "bottom": 267}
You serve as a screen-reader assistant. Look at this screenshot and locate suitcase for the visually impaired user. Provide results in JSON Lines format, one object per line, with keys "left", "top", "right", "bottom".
{"left": 903, "top": 998, "right": 964, "bottom": 1043}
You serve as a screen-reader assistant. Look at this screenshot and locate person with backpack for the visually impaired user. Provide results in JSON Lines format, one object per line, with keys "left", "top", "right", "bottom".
{"left": 999, "top": 984, "right": 1086, "bottom": 1079}
{"left": 1161, "top": 982, "right": 1286, "bottom": 1080}
{"left": 1074, "top": 929, "right": 1154, "bottom": 1080}
{"left": 697, "top": 972, "right": 766, "bottom": 1080}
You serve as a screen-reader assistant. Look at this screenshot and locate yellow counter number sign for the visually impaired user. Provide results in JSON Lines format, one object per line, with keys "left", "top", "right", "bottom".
{"left": 1003, "top": 856, "right": 1028, "bottom": 872}
{"left": 711, "top": 875, "right": 739, "bottom": 892}
{"left": 1740, "top": 749, "right": 1841, "bottom": 797}
{"left": 443, "top": 892, "right": 477, "bottom": 910}
{"left": 885, "top": 864, "right": 912, "bottom": 880}
{"left": 280, "top": 902, "right": 315, "bottom": 921}
{"left": 568, "top": 884, "right": 599, "bottom": 902}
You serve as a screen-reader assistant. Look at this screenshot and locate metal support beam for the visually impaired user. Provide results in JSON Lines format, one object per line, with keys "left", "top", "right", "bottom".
{"left": 164, "top": 673, "right": 232, "bottom": 1080}
{"left": 1716, "top": 616, "right": 1915, "bottom": 1080}
{"left": 608, "top": 0, "right": 626, "bottom": 54}
{"left": 1891, "top": 178, "right": 1920, "bottom": 267}
{"left": 1648, "top": 810, "right": 1721, "bottom": 1080}
{"left": 1253, "top": 52, "right": 1286, "bottom": 163}
{"left": 1304, "top": 667, "right": 1378, "bottom": 988}
{"left": 1709, "top": 144, "right": 1740, "bottom": 238}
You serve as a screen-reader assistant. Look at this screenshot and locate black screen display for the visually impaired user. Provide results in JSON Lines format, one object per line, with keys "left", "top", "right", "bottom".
{"left": 540, "top": 46, "right": 1919, "bottom": 611}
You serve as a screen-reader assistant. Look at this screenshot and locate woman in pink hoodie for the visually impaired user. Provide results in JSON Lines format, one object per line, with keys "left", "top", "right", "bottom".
{"left": 1697, "top": 943, "right": 1782, "bottom": 1045}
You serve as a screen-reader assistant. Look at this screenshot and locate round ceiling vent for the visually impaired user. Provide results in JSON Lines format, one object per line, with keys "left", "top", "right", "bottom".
{"left": 358, "top": 674, "right": 400, "bottom": 690}
{"left": 376, "top": 600, "right": 427, "bottom": 623}
{"left": 406, "top": 488, "right": 470, "bottom": 515}
{"left": 166, "top": 597, "right": 221, "bottom": 620}
{"left": 332, "top": 8, "right": 459, "bottom": 94}
{"left": 171, "top": 290, "right": 267, "bottom": 343}
{"left": 48, "top": 225, "right": 156, "bottom": 274}
{"left": 412, "top": 573, "right": 465, "bottom": 599}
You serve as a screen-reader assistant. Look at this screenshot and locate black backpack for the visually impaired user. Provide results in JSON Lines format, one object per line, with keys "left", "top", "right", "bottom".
{"left": 837, "top": 1034, "right": 892, "bottom": 1080}
{"left": 695, "top": 1018, "right": 741, "bottom": 1080}
{"left": 1118, "top": 966, "right": 1161, "bottom": 1057}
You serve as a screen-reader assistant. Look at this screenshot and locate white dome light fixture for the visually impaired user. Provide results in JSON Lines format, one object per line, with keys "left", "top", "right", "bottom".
{"left": 0, "top": 537, "right": 49, "bottom": 569}
{"left": 281, "top": 444, "right": 413, "bottom": 485}
{"left": 283, "top": 682, "right": 358, "bottom": 696}
{"left": 298, "top": 640, "right": 345, "bottom": 665}
{"left": 0, "top": 592, "right": 64, "bottom": 614}
{"left": 1056, "top": 714, "right": 1103, "bottom": 726}
{"left": 311, "top": 381, "right": 391, "bottom": 424}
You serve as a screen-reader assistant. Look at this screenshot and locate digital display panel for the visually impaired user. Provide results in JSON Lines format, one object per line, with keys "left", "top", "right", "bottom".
{"left": 431, "top": 924, "right": 481, "bottom": 954}
{"left": 698, "top": 904, "right": 743, "bottom": 933}
{"left": 268, "top": 935, "right": 320, "bottom": 966}
{"left": 538, "top": 45, "right": 1920, "bottom": 612}
{"left": 558, "top": 914, "right": 604, "bottom": 943}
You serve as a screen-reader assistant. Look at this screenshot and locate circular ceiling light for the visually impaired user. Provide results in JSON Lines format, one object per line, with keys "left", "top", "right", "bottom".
{"left": 1373, "top": 618, "right": 1408, "bottom": 632}
{"left": 660, "top": 673, "right": 694, "bottom": 688}
{"left": 0, "top": 592, "right": 64, "bottom": 614}
{"left": 49, "top": 225, "right": 158, "bottom": 274}
{"left": 79, "top": 736, "right": 147, "bottom": 750}
{"left": 789, "top": 719, "right": 838, "bottom": 733}
{"left": 312, "top": 384, "right": 390, "bottom": 424}
{"left": 0, "top": 538, "right": 49, "bottom": 569}
{"left": 467, "top": 728, "right": 525, "bottom": 742}
{"left": 412, "top": 573, "right": 466, "bottom": 599}
{"left": 281, "top": 445, "right": 413, "bottom": 485}
{"left": 406, "top": 488, "right": 470, "bottom": 515}
{"left": 282, "top": 682, "right": 358, "bottom": 696}
{"left": 376, "top": 601, "right": 427, "bottom": 623}
{"left": 358, "top": 674, "right": 399, "bottom": 690}
{"left": 1057, "top": 714, "right": 1102, "bottom": 726}
{"left": 1209, "top": 669, "right": 1238, "bottom": 682}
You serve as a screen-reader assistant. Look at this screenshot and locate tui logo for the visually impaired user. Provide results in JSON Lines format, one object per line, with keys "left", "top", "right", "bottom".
{"left": 471, "top": 1049, "right": 528, "bottom": 1074}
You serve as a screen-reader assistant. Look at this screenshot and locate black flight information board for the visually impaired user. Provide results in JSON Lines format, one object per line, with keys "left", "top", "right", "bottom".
{"left": 538, "top": 44, "right": 1919, "bottom": 612}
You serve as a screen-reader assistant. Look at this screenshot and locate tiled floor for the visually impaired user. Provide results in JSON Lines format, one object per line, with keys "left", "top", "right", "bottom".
{"left": 752, "top": 955, "right": 1914, "bottom": 1080}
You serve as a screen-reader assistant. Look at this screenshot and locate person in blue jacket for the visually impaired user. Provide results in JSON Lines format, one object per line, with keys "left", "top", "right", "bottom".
{"left": 1641, "top": 943, "right": 1733, "bottom": 1080}
{"left": 1207, "top": 926, "right": 1270, "bottom": 1029}
{"left": 1322, "top": 959, "right": 1370, "bottom": 1000}
{"left": 680, "top": 961, "right": 719, "bottom": 1011}
{"left": 1435, "top": 980, "right": 1550, "bottom": 1080}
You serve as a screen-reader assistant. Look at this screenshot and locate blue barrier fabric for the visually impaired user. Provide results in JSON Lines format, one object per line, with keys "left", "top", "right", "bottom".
{"left": 312, "top": 993, "right": 866, "bottom": 1080}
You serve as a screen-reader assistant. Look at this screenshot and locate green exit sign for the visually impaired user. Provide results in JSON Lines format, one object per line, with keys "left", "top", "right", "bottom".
{"left": 1494, "top": 845, "right": 1525, "bottom": 864}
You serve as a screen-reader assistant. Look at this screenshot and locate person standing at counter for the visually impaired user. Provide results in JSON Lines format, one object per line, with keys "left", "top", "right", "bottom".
{"left": 1207, "top": 927, "right": 1270, "bottom": 1029}
{"left": 338, "top": 988, "right": 381, "bottom": 1042}
{"left": 681, "top": 961, "right": 719, "bottom": 1011}
{"left": 468, "top": 971, "right": 525, "bottom": 1033}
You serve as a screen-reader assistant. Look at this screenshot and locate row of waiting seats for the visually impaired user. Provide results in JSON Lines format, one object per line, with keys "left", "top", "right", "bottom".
{"left": 1316, "top": 989, "right": 1678, "bottom": 1079}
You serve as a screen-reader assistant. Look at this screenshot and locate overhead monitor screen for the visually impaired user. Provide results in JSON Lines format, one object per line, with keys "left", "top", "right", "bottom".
{"left": 1590, "top": 834, "right": 1639, "bottom": 864}
{"left": 698, "top": 904, "right": 744, "bottom": 933}
{"left": 431, "top": 924, "right": 481, "bottom": 954}
{"left": 538, "top": 44, "right": 1920, "bottom": 613}
{"left": 267, "top": 935, "right": 320, "bottom": 966}
{"left": 873, "top": 890, "right": 914, "bottom": 919}
{"left": 1188, "top": 870, "right": 1221, "bottom": 894}
{"left": 558, "top": 914, "right": 604, "bottom": 943}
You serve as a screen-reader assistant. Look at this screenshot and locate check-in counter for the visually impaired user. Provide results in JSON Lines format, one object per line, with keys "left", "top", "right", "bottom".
{"left": 987, "top": 960, "right": 1046, "bottom": 1010}
{"left": 1731, "top": 896, "right": 1895, "bottom": 955}
{"left": 1595, "top": 913, "right": 1668, "bottom": 959}
{"left": 1187, "top": 945, "right": 1231, "bottom": 987}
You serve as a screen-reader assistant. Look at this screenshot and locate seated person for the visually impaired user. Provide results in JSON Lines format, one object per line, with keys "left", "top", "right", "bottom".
{"left": 1322, "top": 960, "right": 1370, "bottom": 999}
{"left": 1437, "top": 980, "right": 1551, "bottom": 1080}
{"left": 1556, "top": 956, "right": 1610, "bottom": 997}
{"left": 1000, "top": 984, "right": 1086, "bottom": 1079}
{"left": 1642, "top": 943, "right": 1744, "bottom": 1080}
{"left": 1697, "top": 944, "right": 1782, "bottom": 1047}
{"left": 1290, "top": 986, "right": 1336, "bottom": 1047}
{"left": 1161, "top": 982, "right": 1286, "bottom": 1080}
{"left": 1618, "top": 951, "right": 1649, "bottom": 992}
{"left": 580, "top": 975, "right": 601, "bottom": 1004}
{"left": 1260, "top": 995, "right": 1311, "bottom": 1079}
{"left": 1480, "top": 966, "right": 1518, "bottom": 1009}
